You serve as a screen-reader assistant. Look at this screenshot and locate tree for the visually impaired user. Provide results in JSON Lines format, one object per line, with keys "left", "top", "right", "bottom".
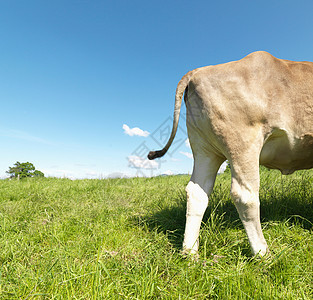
{"left": 6, "top": 161, "right": 44, "bottom": 179}
{"left": 224, "top": 161, "right": 231, "bottom": 173}
{"left": 33, "top": 170, "right": 45, "bottom": 177}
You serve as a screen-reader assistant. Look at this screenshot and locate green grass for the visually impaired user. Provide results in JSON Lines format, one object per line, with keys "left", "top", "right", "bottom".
{"left": 0, "top": 168, "right": 312, "bottom": 299}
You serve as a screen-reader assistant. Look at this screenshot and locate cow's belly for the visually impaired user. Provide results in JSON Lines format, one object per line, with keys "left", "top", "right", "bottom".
{"left": 260, "top": 129, "right": 313, "bottom": 174}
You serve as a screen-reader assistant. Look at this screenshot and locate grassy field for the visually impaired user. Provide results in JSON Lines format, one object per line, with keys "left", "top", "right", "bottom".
{"left": 0, "top": 168, "right": 312, "bottom": 299}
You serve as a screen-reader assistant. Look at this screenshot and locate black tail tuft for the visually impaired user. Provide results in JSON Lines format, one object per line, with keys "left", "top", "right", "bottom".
{"left": 147, "top": 150, "right": 166, "bottom": 160}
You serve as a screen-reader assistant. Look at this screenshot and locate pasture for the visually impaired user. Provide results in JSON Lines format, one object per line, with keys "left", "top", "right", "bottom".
{"left": 0, "top": 168, "right": 312, "bottom": 299}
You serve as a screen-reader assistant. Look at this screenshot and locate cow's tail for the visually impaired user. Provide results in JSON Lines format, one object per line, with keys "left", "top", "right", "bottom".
{"left": 147, "top": 69, "right": 197, "bottom": 160}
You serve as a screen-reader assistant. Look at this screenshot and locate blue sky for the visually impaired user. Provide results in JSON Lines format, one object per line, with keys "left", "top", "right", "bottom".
{"left": 1, "top": 1, "right": 313, "bottom": 179}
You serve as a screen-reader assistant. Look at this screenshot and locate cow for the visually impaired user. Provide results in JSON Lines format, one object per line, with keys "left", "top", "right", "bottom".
{"left": 148, "top": 51, "right": 313, "bottom": 256}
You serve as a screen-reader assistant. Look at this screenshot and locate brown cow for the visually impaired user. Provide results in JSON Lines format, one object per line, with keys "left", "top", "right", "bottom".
{"left": 148, "top": 51, "right": 313, "bottom": 256}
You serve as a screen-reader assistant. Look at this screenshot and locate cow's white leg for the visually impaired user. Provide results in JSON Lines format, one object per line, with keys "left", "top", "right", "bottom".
{"left": 230, "top": 161, "right": 268, "bottom": 256}
{"left": 182, "top": 154, "right": 223, "bottom": 255}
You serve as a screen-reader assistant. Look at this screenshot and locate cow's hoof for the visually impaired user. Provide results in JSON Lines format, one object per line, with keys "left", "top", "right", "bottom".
{"left": 252, "top": 248, "right": 271, "bottom": 260}
{"left": 181, "top": 249, "right": 199, "bottom": 261}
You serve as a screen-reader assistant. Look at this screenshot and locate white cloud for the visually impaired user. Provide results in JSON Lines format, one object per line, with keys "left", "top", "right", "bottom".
{"left": 162, "top": 170, "right": 174, "bottom": 176}
{"left": 42, "top": 167, "right": 102, "bottom": 179}
{"left": 185, "top": 138, "right": 191, "bottom": 148}
{"left": 107, "top": 172, "right": 128, "bottom": 178}
{"left": 218, "top": 161, "right": 228, "bottom": 174}
{"left": 171, "top": 157, "right": 180, "bottom": 162}
{"left": 128, "top": 155, "right": 159, "bottom": 169}
{"left": 123, "top": 124, "right": 150, "bottom": 137}
{"left": 42, "top": 168, "right": 76, "bottom": 179}
{"left": 180, "top": 151, "right": 193, "bottom": 159}
{"left": 85, "top": 171, "right": 99, "bottom": 178}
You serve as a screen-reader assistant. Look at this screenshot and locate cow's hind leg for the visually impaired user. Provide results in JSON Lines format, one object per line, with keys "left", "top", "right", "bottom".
{"left": 230, "top": 155, "right": 268, "bottom": 256}
{"left": 182, "top": 153, "right": 224, "bottom": 255}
